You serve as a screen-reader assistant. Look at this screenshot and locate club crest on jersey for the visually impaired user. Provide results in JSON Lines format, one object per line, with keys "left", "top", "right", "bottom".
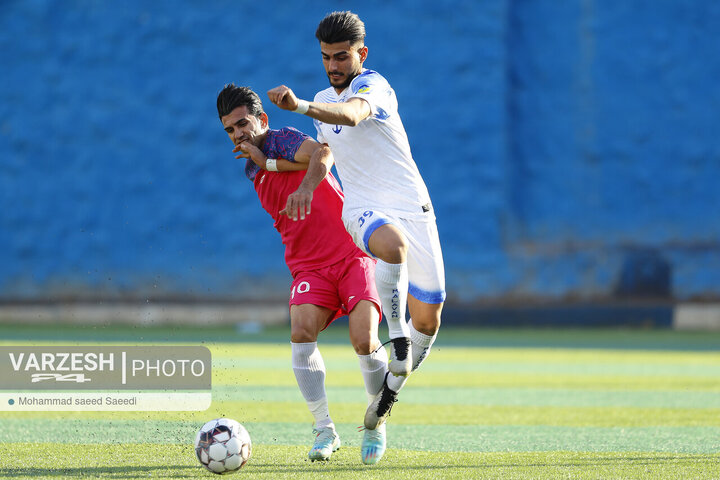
{"left": 332, "top": 125, "right": 342, "bottom": 134}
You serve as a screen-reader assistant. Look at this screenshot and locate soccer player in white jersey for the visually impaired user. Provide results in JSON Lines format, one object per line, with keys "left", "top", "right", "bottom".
{"left": 267, "top": 10, "right": 446, "bottom": 448}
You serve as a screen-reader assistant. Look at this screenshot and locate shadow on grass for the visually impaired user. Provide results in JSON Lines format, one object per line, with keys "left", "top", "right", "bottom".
{"left": 0, "top": 454, "right": 714, "bottom": 478}
{"left": 221, "top": 454, "right": 714, "bottom": 474}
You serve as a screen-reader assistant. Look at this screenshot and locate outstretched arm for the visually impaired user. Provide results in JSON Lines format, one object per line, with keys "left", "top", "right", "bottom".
{"left": 267, "top": 85, "right": 371, "bottom": 127}
{"left": 280, "top": 140, "right": 334, "bottom": 221}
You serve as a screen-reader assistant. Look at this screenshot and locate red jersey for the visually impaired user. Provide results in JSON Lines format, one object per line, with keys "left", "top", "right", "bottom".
{"left": 250, "top": 128, "right": 367, "bottom": 277}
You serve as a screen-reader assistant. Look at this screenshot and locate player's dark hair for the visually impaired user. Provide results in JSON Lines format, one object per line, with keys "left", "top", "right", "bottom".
{"left": 315, "top": 11, "right": 366, "bottom": 45}
{"left": 216, "top": 84, "right": 264, "bottom": 119}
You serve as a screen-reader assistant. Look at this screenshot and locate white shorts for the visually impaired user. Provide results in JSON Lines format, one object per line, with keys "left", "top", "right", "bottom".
{"left": 343, "top": 208, "right": 446, "bottom": 304}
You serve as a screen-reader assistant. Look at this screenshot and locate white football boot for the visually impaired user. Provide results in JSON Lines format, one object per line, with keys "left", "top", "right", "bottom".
{"left": 308, "top": 427, "right": 340, "bottom": 461}
{"left": 388, "top": 337, "right": 412, "bottom": 376}
{"left": 364, "top": 373, "right": 399, "bottom": 430}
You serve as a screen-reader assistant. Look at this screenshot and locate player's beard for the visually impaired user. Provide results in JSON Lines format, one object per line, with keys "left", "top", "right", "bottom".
{"left": 328, "top": 69, "right": 360, "bottom": 90}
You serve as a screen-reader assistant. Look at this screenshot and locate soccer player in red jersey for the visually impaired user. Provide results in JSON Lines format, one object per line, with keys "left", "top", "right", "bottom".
{"left": 216, "top": 84, "right": 388, "bottom": 464}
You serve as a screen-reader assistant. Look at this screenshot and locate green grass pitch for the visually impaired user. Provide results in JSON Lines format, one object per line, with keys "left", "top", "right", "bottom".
{"left": 0, "top": 323, "right": 719, "bottom": 479}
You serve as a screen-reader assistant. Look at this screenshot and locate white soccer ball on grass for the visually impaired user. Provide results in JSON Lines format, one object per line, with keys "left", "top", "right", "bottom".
{"left": 194, "top": 418, "right": 251, "bottom": 474}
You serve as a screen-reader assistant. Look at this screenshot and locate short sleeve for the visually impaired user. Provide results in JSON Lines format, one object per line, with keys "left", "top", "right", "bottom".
{"left": 265, "top": 127, "right": 310, "bottom": 162}
{"left": 348, "top": 70, "right": 394, "bottom": 121}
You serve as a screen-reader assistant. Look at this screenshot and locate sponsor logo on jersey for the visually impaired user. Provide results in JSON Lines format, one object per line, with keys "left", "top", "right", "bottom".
{"left": 357, "top": 84, "right": 371, "bottom": 94}
{"left": 332, "top": 125, "right": 342, "bottom": 134}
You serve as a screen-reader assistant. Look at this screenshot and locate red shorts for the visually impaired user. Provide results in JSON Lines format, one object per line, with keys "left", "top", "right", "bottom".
{"left": 289, "top": 255, "right": 381, "bottom": 331}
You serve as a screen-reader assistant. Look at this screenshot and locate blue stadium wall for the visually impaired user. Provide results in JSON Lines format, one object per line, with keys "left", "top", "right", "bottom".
{"left": 1, "top": 0, "right": 719, "bottom": 304}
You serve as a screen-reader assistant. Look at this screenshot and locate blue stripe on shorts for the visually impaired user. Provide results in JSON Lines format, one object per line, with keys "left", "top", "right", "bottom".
{"left": 409, "top": 283, "right": 446, "bottom": 304}
{"left": 362, "top": 217, "right": 391, "bottom": 256}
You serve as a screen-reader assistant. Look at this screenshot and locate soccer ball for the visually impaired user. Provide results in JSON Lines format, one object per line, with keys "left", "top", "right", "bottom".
{"left": 194, "top": 418, "right": 252, "bottom": 474}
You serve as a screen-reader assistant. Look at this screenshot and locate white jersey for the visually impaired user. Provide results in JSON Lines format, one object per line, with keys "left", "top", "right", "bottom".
{"left": 313, "top": 69, "right": 432, "bottom": 220}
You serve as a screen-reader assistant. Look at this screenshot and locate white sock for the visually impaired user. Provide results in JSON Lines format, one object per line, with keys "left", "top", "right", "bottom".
{"left": 386, "top": 318, "right": 438, "bottom": 393}
{"left": 358, "top": 347, "right": 389, "bottom": 404}
{"left": 408, "top": 318, "right": 436, "bottom": 372}
{"left": 292, "top": 342, "right": 333, "bottom": 430}
{"left": 375, "top": 260, "right": 410, "bottom": 339}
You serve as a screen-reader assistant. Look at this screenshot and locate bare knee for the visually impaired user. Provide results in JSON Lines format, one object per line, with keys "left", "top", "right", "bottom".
{"left": 382, "top": 241, "right": 408, "bottom": 264}
{"left": 291, "top": 323, "right": 317, "bottom": 343}
{"left": 409, "top": 302, "right": 443, "bottom": 336}
{"left": 352, "top": 336, "right": 373, "bottom": 355}
{"left": 368, "top": 225, "right": 408, "bottom": 264}
{"left": 348, "top": 300, "right": 381, "bottom": 355}
{"left": 413, "top": 316, "right": 441, "bottom": 336}
{"left": 290, "top": 304, "right": 333, "bottom": 343}
{"left": 290, "top": 315, "right": 320, "bottom": 343}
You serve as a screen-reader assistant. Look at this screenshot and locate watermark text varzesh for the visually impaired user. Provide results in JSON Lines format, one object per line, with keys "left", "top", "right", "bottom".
{"left": 0, "top": 346, "right": 211, "bottom": 411}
